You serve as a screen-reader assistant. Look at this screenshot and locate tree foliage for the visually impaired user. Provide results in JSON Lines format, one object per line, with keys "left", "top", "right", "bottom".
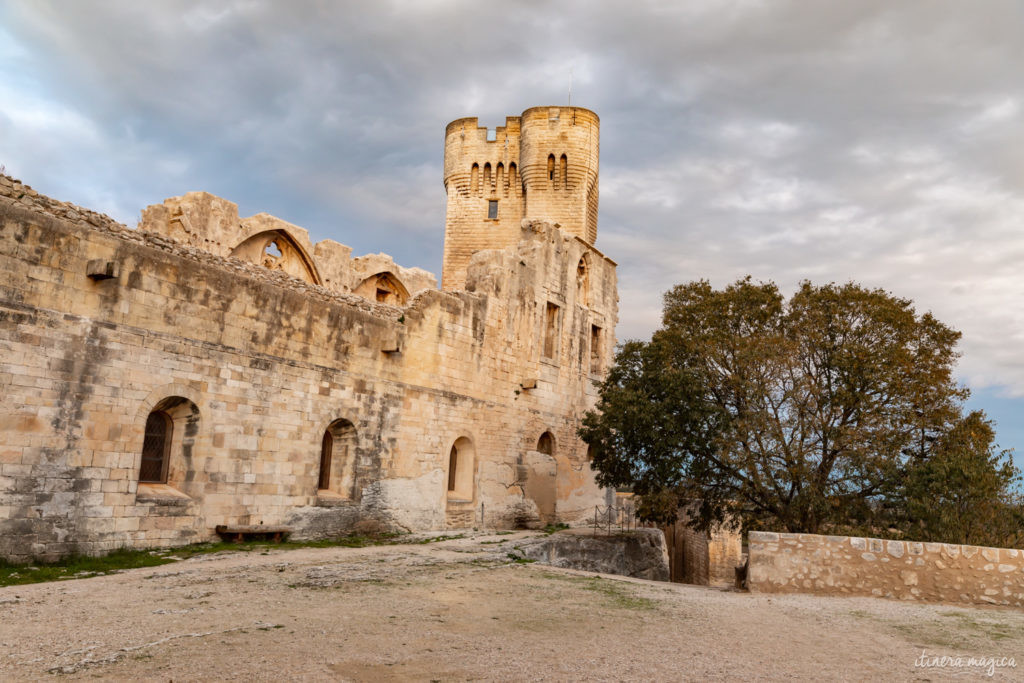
{"left": 900, "top": 411, "right": 1022, "bottom": 546}
{"left": 581, "top": 277, "right": 1021, "bottom": 544}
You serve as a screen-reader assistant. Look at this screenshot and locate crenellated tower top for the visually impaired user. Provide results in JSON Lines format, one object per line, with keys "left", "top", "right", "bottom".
{"left": 441, "top": 106, "right": 600, "bottom": 290}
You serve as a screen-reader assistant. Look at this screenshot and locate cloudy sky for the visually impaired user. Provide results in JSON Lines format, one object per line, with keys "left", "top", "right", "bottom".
{"left": 3, "top": 0, "right": 1023, "bottom": 458}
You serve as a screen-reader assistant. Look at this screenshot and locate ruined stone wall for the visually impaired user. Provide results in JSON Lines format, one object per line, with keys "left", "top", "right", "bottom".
{"left": 139, "top": 192, "right": 437, "bottom": 302}
{"left": 0, "top": 174, "right": 616, "bottom": 561}
{"left": 748, "top": 531, "right": 1024, "bottom": 608}
{"left": 442, "top": 107, "right": 599, "bottom": 290}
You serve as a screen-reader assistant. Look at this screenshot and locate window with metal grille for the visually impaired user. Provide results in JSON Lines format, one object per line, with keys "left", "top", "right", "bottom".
{"left": 139, "top": 410, "right": 171, "bottom": 483}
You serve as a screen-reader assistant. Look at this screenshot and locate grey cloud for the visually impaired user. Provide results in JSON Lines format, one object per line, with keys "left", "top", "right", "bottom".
{"left": 4, "top": 1, "right": 1024, "bottom": 435}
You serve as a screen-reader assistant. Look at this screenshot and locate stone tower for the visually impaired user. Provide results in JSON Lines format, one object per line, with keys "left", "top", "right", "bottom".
{"left": 442, "top": 106, "right": 600, "bottom": 290}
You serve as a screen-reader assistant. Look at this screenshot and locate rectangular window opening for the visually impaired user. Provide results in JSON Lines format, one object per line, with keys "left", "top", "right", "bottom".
{"left": 544, "top": 302, "right": 560, "bottom": 359}
{"left": 487, "top": 199, "right": 498, "bottom": 219}
{"left": 486, "top": 127, "right": 496, "bottom": 141}
{"left": 590, "top": 325, "right": 602, "bottom": 374}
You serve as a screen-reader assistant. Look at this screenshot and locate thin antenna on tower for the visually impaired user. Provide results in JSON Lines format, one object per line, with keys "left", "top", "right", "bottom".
{"left": 568, "top": 68, "right": 573, "bottom": 107}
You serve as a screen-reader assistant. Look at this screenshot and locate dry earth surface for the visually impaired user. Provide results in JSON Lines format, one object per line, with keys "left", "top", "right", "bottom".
{"left": 1, "top": 531, "right": 1023, "bottom": 681}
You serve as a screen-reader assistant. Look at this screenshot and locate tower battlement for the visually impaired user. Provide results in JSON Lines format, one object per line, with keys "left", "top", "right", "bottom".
{"left": 442, "top": 106, "right": 600, "bottom": 290}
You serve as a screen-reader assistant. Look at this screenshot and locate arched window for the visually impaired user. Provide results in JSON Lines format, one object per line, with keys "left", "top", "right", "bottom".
{"left": 136, "top": 396, "right": 200, "bottom": 490}
{"left": 471, "top": 163, "right": 480, "bottom": 194}
{"left": 547, "top": 154, "right": 555, "bottom": 181}
{"left": 560, "top": 154, "right": 568, "bottom": 188}
{"left": 496, "top": 163, "right": 505, "bottom": 195}
{"left": 139, "top": 410, "right": 172, "bottom": 483}
{"left": 483, "top": 163, "right": 491, "bottom": 191}
{"left": 446, "top": 436, "right": 475, "bottom": 501}
{"left": 537, "top": 431, "right": 555, "bottom": 456}
{"left": 509, "top": 163, "right": 518, "bottom": 195}
{"left": 318, "top": 419, "right": 358, "bottom": 497}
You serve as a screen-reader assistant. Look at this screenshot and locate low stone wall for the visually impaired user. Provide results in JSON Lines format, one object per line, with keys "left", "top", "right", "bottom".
{"left": 748, "top": 531, "right": 1024, "bottom": 607}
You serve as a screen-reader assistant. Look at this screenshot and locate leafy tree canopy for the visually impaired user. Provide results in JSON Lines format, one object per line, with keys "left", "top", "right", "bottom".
{"left": 581, "top": 277, "right": 1021, "bottom": 543}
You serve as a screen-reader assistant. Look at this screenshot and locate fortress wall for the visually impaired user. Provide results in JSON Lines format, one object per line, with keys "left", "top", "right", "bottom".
{"left": 748, "top": 531, "right": 1024, "bottom": 608}
{"left": 0, "top": 175, "right": 614, "bottom": 561}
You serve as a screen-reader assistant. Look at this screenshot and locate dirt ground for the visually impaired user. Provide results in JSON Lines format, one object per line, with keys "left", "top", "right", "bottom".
{"left": 1, "top": 531, "right": 1023, "bottom": 681}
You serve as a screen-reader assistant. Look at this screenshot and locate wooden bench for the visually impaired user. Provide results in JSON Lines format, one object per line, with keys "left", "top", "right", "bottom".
{"left": 214, "top": 525, "right": 291, "bottom": 543}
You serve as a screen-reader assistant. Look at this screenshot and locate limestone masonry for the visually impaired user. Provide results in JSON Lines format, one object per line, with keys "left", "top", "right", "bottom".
{"left": 748, "top": 531, "right": 1024, "bottom": 608}
{"left": 0, "top": 106, "right": 617, "bottom": 561}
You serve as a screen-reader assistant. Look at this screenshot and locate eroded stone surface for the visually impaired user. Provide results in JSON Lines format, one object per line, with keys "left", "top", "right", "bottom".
{"left": 519, "top": 528, "right": 670, "bottom": 581}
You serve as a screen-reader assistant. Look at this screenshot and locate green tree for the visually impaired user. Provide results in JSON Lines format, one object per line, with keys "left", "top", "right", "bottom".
{"left": 581, "top": 277, "right": 1011, "bottom": 539}
{"left": 900, "top": 410, "right": 1023, "bottom": 546}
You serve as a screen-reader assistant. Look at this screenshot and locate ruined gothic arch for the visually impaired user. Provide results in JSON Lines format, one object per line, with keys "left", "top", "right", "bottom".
{"left": 354, "top": 271, "right": 410, "bottom": 306}
{"left": 230, "top": 229, "right": 323, "bottom": 285}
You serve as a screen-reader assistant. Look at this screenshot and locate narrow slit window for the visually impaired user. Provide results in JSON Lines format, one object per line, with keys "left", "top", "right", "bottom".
{"left": 470, "top": 163, "right": 479, "bottom": 193}
{"left": 448, "top": 445, "right": 458, "bottom": 492}
{"left": 487, "top": 199, "right": 498, "bottom": 219}
{"left": 590, "top": 325, "right": 602, "bottom": 374}
{"left": 560, "top": 154, "right": 568, "bottom": 188}
{"left": 543, "top": 302, "right": 560, "bottom": 359}
{"left": 547, "top": 154, "right": 555, "bottom": 181}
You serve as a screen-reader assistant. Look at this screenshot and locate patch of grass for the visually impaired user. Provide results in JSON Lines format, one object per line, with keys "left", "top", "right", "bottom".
{"left": 542, "top": 523, "right": 570, "bottom": 535}
{"left": 581, "top": 577, "right": 657, "bottom": 610}
{"left": 410, "top": 534, "right": 467, "bottom": 544}
{"left": 506, "top": 550, "right": 536, "bottom": 564}
{"left": 937, "top": 611, "right": 1023, "bottom": 642}
{"left": 889, "top": 611, "right": 1024, "bottom": 650}
{"left": 0, "top": 548, "right": 175, "bottom": 587}
{"left": 537, "top": 572, "right": 656, "bottom": 611}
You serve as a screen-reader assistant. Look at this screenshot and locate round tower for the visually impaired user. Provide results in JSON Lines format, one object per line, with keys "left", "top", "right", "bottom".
{"left": 441, "top": 106, "right": 600, "bottom": 290}
{"left": 519, "top": 106, "right": 600, "bottom": 244}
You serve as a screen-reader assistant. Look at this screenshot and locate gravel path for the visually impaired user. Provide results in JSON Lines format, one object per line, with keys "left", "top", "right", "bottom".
{"left": 1, "top": 531, "right": 1022, "bottom": 681}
